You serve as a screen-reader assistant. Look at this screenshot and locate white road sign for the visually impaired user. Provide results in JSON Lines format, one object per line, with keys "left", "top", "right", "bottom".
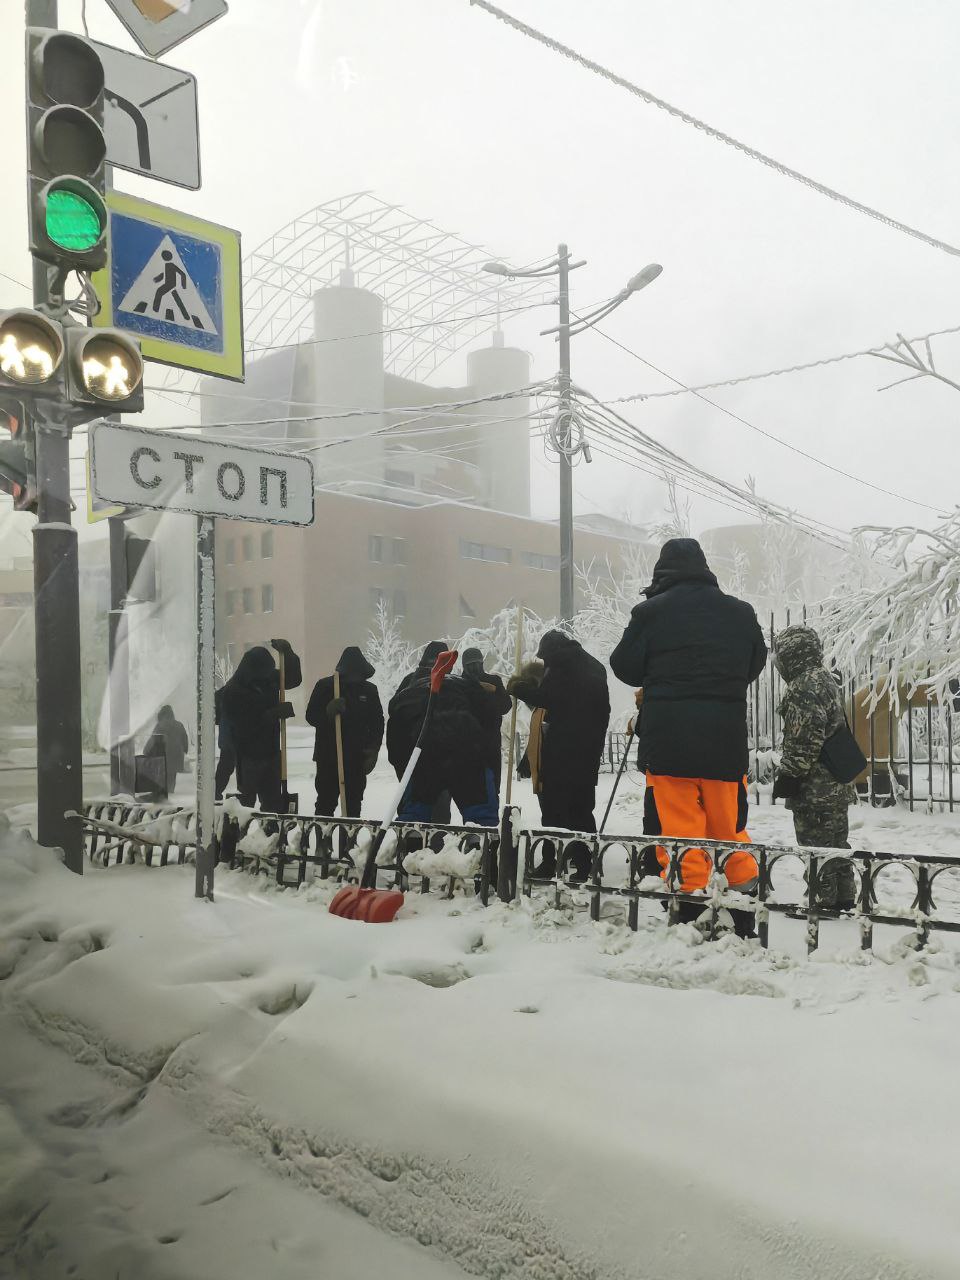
{"left": 103, "top": 0, "right": 229, "bottom": 59}
{"left": 92, "top": 39, "right": 200, "bottom": 190}
{"left": 90, "top": 423, "right": 315, "bottom": 526}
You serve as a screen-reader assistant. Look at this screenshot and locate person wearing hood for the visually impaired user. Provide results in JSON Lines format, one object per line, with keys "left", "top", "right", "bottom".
{"left": 610, "top": 538, "right": 766, "bottom": 899}
{"left": 772, "top": 625, "right": 857, "bottom": 910}
{"left": 387, "top": 641, "right": 452, "bottom": 823}
{"left": 142, "top": 704, "right": 189, "bottom": 799}
{"left": 507, "top": 629, "right": 610, "bottom": 877}
{"left": 305, "top": 647, "right": 384, "bottom": 818}
{"left": 461, "top": 647, "right": 512, "bottom": 794}
{"left": 387, "top": 640, "right": 497, "bottom": 827}
{"left": 220, "top": 640, "right": 302, "bottom": 812}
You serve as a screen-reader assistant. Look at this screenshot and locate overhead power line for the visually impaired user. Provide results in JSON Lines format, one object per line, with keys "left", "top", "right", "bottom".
{"left": 575, "top": 314, "right": 942, "bottom": 514}
{"left": 469, "top": 0, "right": 960, "bottom": 261}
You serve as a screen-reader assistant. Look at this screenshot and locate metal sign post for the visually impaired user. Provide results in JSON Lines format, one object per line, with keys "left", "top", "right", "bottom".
{"left": 195, "top": 514, "right": 216, "bottom": 898}
{"left": 90, "top": 421, "right": 315, "bottom": 900}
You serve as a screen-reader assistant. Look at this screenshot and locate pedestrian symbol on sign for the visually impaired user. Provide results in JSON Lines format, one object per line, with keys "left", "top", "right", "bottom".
{"left": 118, "top": 234, "right": 216, "bottom": 335}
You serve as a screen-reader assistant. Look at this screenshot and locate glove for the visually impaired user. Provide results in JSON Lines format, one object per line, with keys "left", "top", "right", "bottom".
{"left": 278, "top": 701, "right": 294, "bottom": 720}
{"left": 270, "top": 638, "right": 292, "bottom": 654}
{"left": 506, "top": 676, "right": 538, "bottom": 700}
{"left": 362, "top": 747, "right": 379, "bottom": 775}
{"left": 634, "top": 688, "right": 644, "bottom": 709}
{"left": 627, "top": 717, "right": 635, "bottom": 736}
{"left": 325, "top": 696, "right": 347, "bottom": 721}
{"left": 772, "top": 772, "right": 802, "bottom": 801}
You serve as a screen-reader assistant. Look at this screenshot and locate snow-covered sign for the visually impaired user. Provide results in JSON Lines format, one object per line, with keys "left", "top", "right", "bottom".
{"left": 89, "top": 422, "right": 315, "bottom": 526}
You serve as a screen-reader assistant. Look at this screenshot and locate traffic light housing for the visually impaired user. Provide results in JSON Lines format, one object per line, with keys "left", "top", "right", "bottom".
{"left": 0, "top": 308, "right": 65, "bottom": 401}
{"left": 26, "top": 28, "right": 108, "bottom": 271}
{"left": 0, "top": 412, "right": 38, "bottom": 514}
{"left": 65, "top": 326, "right": 144, "bottom": 415}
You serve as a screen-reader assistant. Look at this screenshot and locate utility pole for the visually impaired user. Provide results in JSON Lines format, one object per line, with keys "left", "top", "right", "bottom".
{"left": 483, "top": 251, "right": 662, "bottom": 628}
{"left": 556, "top": 243, "right": 574, "bottom": 624}
{"left": 27, "top": 0, "right": 84, "bottom": 871}
{"left": 108, "top": 514, "right": 133, "bottom": 794}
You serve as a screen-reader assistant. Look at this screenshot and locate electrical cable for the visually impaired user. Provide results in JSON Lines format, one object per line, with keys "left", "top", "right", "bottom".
{"left": 574, "top": 314, "right": 941, "bottom": 514}
{"left": 468, "top": 0, "right": 960, "bottom": 261}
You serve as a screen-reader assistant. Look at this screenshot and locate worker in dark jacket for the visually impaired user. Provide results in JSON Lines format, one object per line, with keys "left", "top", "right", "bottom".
{"left": 142, "top": 704, "right": 189, "bottom": 799}
{"left": 387, "top": 641, "right": 451, "bottom": 823}
{"left": 610, "top": 538, "right": 766, "bottom": 895}
{"left": 306, "top": 646, "right": 384, "bottom": 818}
{"left": 214, "top": 686, "right": 237, "bottom": 801}
{"left": 461, "top": 647, "right": 511, "bottom": 793}
{"left": 220, "top": 640, "right": 301, "bottom": 812}
{"left": 508, "top": 630, "right": 610, "bottom": 878}
{"left": 387, "top": 668, "right": 497, "bottom": 826}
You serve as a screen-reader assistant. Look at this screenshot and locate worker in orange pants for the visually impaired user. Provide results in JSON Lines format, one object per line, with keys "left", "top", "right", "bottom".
{"left": 644, "top": 774, "right": 758, "bottom": 893}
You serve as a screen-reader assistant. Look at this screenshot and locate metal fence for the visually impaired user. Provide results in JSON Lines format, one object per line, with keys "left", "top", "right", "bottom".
{"left": 79, "top": 799, "right": 960, "bottom": 958}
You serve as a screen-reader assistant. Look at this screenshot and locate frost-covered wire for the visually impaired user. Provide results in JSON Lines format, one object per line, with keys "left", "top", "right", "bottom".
{"left": 469, "top": 0, "right": 960, "bottom": 260}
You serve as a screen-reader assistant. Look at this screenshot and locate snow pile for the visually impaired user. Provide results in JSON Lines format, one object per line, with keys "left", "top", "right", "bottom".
{"left": 236, "top": 820, "right": 280, "bottom": 866}
{"left": 402, "top": 834, "right": 483, "bottom": 880}
{"left": 351, "top": 825, "right": 398, "bottom": 872}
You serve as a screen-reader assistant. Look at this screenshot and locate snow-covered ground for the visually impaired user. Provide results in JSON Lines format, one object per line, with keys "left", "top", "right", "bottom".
{"left": 4, "top": 759, "right": 960, "bottom": 1279}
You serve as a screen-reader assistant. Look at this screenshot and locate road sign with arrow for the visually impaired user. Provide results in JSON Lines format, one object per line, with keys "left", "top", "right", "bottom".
{"left": 91, "top": 39, "right": 200, "bottom": 190}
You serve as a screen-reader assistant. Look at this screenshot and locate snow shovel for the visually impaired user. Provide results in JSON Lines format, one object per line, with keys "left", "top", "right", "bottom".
{"left": 276, "top": 646, "right": 298, "bottom": 814}
{"left": 599, "top": 723, "right": 636, "bottom": 835}
{"left": 329, "top": 649, "right": 458, "bottom": 923}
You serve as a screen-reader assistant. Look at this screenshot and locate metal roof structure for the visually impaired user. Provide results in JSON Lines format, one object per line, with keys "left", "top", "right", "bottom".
{"left": 242, "top": 191, "right": 553, "bottom": 380}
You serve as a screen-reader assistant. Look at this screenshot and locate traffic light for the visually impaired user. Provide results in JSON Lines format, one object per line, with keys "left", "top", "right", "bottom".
{"left": 0, "top": 412, "right": 38, "bottom": 514}
{"left": 26, "top": 28, "right": 107, "bottom": 271}
{"left": 65, "top": 327, "right": 144, "bottom": 414}
{"left": 0, "top": 308, "right": 65, "bottom": 400}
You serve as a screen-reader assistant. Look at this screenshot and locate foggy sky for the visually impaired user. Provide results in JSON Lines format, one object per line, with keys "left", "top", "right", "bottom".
{"left": 2, "top": 0, "right": 959, "bottom": 542}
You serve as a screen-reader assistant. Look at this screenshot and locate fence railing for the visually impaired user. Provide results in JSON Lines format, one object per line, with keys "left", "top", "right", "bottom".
{"left": 79, "top": 799, "right": 960, "bottom": 958}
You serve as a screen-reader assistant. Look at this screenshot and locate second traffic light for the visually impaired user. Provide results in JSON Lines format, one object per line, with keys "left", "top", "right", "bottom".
{"left": 26, "top": 28, "right": 108, "bottom": 272}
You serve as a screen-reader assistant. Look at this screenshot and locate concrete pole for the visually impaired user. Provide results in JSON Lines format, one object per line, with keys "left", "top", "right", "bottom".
{"left": 557, "top": 243, "right": 574, "bottom": 624}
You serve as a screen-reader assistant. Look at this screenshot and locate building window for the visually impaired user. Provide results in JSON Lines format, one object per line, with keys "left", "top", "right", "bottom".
{"left": 242, "top": 588, "right": 254, "bottom": 614}
{"left": 460, "top": 538, "right": 511, "bottom": 564}
{"left": 242, "top": 535, "right": 254, "bottom": 562}
{"left": 225, "top": 539, "right": 235, "bottom": 566}
{"left": 392, "top": 589, "right": 406, "bottom": 618}
{"left": 261, "top": 584, "right": 274, "bottom": 614}
{"left": 261, "top": 530, "right": 274, "bottom": 559}
{"left": 523, "top": 551, "right": 560, "bottom": 572}
{"left": 369, "top": 587, "right": 386, "bottom": 612}
{"left": 392, "top": 537, "right": 407, "bottom": 565}
{"left": 225, "top": 590, "right": 236, "bottom": 617}
{"left": 459, "top": 594, "right": 476, "bottom": 619}
{"left": 368, "top": 534, "right": 384, "bottom": 563}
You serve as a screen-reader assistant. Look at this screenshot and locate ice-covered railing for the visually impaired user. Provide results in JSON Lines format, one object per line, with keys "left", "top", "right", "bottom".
{"left": 78, "top": 799, "right": 960, "bottom": 957}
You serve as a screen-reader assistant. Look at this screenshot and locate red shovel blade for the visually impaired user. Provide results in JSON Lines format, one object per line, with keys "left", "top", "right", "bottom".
{"left": 430, "top": 649, "right": 458, "bottom": 693}
{"left": 329, "top": 885, "right": 405, "bottom": 923}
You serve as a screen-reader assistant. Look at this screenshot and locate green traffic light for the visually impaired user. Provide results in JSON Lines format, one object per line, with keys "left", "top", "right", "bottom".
{"left": 45, "top": 187, "right": 103, "bottom": 252}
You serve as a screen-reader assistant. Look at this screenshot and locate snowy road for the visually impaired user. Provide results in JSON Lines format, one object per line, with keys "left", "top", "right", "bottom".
{"left": 3, "top": 798, "right": 960, "bottom": 1279}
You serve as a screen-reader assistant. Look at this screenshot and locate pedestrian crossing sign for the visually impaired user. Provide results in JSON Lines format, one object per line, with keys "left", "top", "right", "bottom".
{"left": 91, "top": 190, "right": 244, "bottom": 382}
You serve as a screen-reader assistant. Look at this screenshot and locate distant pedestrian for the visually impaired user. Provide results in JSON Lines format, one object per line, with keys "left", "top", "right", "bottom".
{"left": 220, "top": 640, "right": 302, "bottom": 812}
{"left": 306, "top": 646, "right": 384, "bottom": 818}
{"left": 142, "top": 704, "right": 189, "bottom": 800}
{"left": 610, "top": 538, "right": 766, "bottom": 906}
{"left": 772, "top": 625, "right": 857, "bottom": 910}
{"left": 461, "top": 647, "right": 511, "bottom": 797}
{"left": 508, "top": 630, "right": 610, "bottom": 879}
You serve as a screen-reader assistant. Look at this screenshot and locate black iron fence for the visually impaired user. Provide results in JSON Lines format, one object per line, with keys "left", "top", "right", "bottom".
{"left": 79, "top": 799, "right": 960, "bottom": 958}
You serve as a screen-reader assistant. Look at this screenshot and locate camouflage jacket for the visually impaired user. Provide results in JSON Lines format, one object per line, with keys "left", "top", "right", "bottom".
{"left": 774, "top": 625, "right": 855, "bottom": 811}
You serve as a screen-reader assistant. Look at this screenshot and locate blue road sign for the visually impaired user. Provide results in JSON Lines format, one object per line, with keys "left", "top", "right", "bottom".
{"left": 92, "top": 191, "right": 243, "bottom": 381}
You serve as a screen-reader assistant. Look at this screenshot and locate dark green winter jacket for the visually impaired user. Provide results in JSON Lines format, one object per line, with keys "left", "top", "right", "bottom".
{"left": 774, "top": 625, "right": 855, "bottom": 812}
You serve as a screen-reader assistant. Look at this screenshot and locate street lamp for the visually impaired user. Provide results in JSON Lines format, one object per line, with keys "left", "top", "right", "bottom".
{"left": 484, "top": 247, "right": 662, "bottom": 622}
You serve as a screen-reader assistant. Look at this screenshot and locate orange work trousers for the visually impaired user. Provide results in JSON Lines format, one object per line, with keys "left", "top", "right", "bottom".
{"left": 645, "top": 773, "right": 758, "bottom": 893}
